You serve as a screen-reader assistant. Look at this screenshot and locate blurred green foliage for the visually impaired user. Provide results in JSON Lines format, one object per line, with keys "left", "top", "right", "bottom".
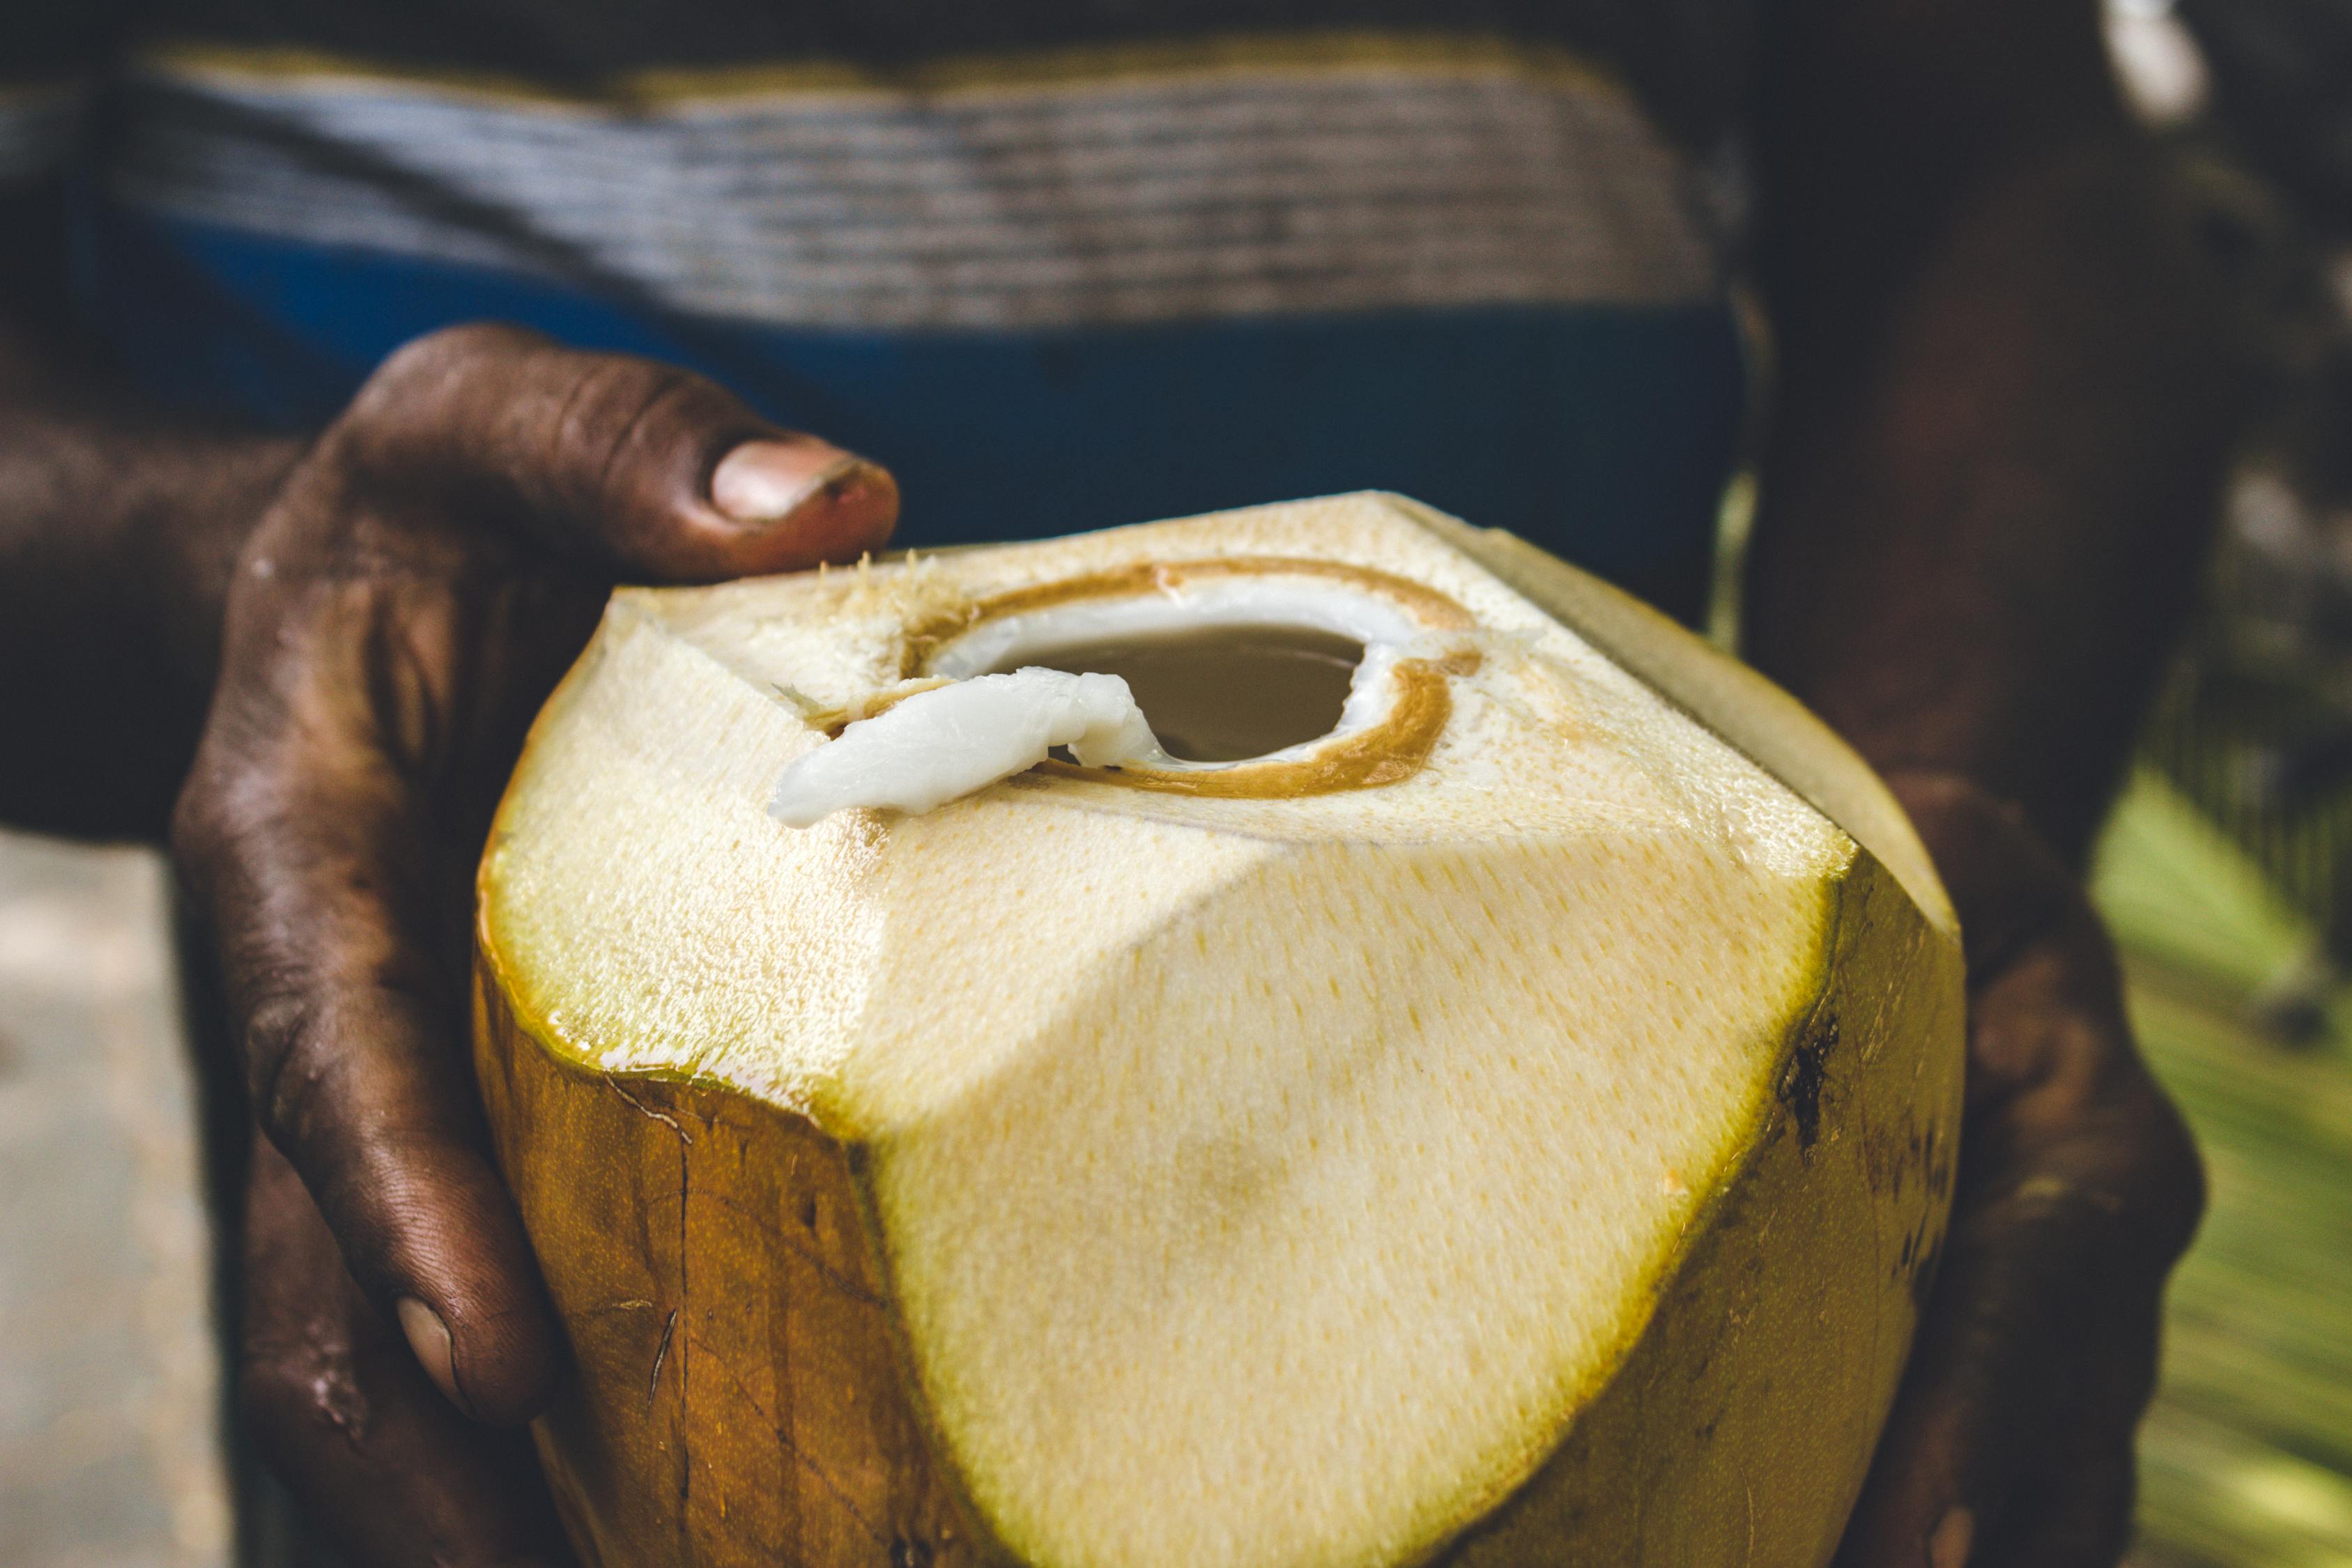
{"left": 2094, "top": 773, "right": 2352, "bottom": 1567}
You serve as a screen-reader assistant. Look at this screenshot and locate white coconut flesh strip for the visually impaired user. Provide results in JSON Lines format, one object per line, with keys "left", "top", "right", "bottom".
{"left": 769, "top": 576, "right": 1438, "bottom": 826}
{"left": 768, "top": 670, "right": 1169, "bottom": 827}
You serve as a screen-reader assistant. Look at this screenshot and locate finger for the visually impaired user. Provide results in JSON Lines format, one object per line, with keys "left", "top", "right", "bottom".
{"left": 240, "top": 1134, "right": 574, "bottom": 1567}
{"left": 178, "top": 605, "right": 560, "bottom": 1424}
{"left": 1836, "top": 1061, "right": 2194, "bottom": 1567}
{"left": 335, "top": 322, "right": 898, "bottom": 581}
{"left": 1836, "top": 1184, "right": 2112, "bottom": 1565}
{"left": 1979, "top": 1450, "right": 2137, "bottom": 1568}
{"left": 1883, "top": 772, "right": 2086, "bottom": 1010}
{"left": 1854, "top": 774, "right": 2202, "bottom": 1566}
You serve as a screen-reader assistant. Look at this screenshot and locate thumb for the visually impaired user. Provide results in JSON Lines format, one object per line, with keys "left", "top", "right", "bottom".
{"left": 335, "top": 323, "right": 898, "bottom": 581}
{"left": 1834, "top": 1168, "right": 2162, "bottom": 1568}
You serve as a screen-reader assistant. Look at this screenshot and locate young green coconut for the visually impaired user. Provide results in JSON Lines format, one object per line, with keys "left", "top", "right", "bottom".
{"left": 473, "top": 493, "right": 1963, "bottom": 1568}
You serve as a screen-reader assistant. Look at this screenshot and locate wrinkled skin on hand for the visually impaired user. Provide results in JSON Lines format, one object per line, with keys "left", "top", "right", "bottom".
{"left": 1840, "top": 773, "right": 2207, "bottom": 1568}
{"left": 173, "top": 324, "right": 898, "bottom": 1567}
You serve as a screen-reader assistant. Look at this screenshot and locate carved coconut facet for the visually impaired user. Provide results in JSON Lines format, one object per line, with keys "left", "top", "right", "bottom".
{"left": 474, "top": 493, "right": 1963, "bottom": 1568}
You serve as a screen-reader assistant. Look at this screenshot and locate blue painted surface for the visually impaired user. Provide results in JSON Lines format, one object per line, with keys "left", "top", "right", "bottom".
{"left": 79, "top": 205, "right": 1743, "bottom": 622}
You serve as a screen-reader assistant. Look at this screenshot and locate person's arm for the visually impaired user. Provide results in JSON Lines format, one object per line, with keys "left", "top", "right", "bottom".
{"left": 1750, "top": 0, "right": 2243, "bottom": 861}
{"left": 0, "top": 183, "right": 300, "bottom": 839}
{"left": 1748, "top": 2, "right": 2242, "bottom": 1562}
{"left": 0, "top": 183, "right": 902, "bottom": 1564}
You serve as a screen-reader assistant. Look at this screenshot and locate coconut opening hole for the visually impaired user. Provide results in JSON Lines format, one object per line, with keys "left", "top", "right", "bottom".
{"left": 981, "top": 624, "right": 1364, "bottom": 762}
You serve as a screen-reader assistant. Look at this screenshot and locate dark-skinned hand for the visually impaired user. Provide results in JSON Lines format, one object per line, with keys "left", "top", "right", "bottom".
{"left": 1839, "top": 771, "right": 2207, "bottom": 1568}
{"left": 171, "top": 323, "right": 898, "bottom": 1566}
{"left": 173, "top": 326, "right": 2202, "bottom": 1568}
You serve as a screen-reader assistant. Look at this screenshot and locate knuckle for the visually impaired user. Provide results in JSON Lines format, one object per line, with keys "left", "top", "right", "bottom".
{"left": 551, "top": 357, "right": 714, "bottom": 500}
{"left": 360, "top": 323, "right": 543, "bottom": 413}
{"left": 245, "top": 990, "right": 341, "bottom": 1153}
{"left": 167, "top": 738, "right": 278, "bottom": 847}
{"left": 236, "top": 1337, "right": 368, "bottom": 1453}
{"left": 331, "top": 322, "right": 760, "bottom": 560}
{"left": 167, "top": 754, "right": 299, "bottom": 939}
{"left": 243, "top": 981, "right": 469, "bottom": 1208}
{"left": 334, "top": 321, "right": 555, "bottom": 482}
{"left": 167, "top": 769, "right": 226, "bottom": 870}
{"left": 167, "top": 762, "right": 313, "bottom": 955}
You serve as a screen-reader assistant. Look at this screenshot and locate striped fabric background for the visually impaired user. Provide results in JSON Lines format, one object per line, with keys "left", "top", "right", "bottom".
{"left": 110, "top": 40, "right": 1724, "bottom": 331}
{"left": 5, "top": 26, "right": 1751, "bottom": 614}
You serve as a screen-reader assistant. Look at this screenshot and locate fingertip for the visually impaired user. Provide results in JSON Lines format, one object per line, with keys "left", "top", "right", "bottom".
{"left": 443, "top": 1289, "right": 567, "bottom": 1426}
{"left": 816, "top": 456, "right": 902, "bottom": 554}
{"left": 808, "top": 459, "right": 902, "bottom": 561}
{"left": 1930, "top": 1506, "right": 1975, "bottom": 1568}
{"left": 307, "top": 1129, "right": 563, "bottom": 1424}
{"left": 397, "top": 1285, "right": 561, "bottom": 1426}
{"left": 398, "top": 1296, "right": 466, "bottom": 1411}
{"left": 709, "top": 439, "right": 854, "bottom": 525}
{"left": 707, "top": 439, "right": 898, "bottom": 571}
